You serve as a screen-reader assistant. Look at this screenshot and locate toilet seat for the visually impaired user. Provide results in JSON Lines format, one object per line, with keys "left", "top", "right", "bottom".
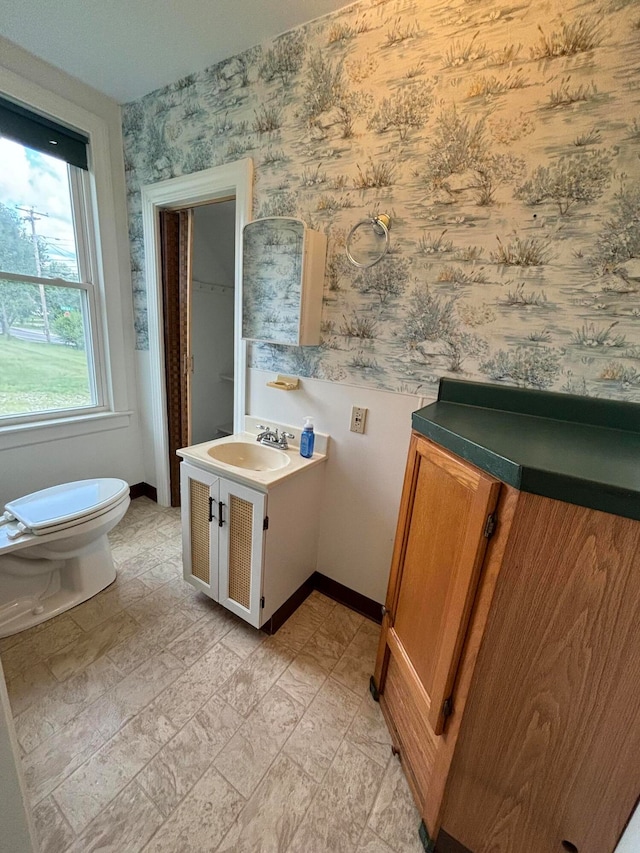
{"left": 4, "top": 479, "right": 129, "bottom": 536}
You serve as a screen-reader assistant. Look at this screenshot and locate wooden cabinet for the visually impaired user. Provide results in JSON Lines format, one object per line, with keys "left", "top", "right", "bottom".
{"left": 242, "top": 217, "right": 326, "bottom": 346}
{"left": 181, "top": 462, "right": 266, "bottom": 627}
{"left": 180, "top": 457, "right": 325, "bottom": 629}
{"left": 374, "top": 432, "right": 640, "bottom": 853}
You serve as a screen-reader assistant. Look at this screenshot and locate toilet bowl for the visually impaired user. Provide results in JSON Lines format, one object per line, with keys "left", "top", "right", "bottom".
{"left": 0, "top": 478, "right": 130, "bottom": 638}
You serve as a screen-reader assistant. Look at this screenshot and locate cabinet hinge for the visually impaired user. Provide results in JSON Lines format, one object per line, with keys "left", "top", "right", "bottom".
{"left": 263, "top": 516, "right": 269, "bottom": 531}
{"left": 442, "top": 697, "right": 453, "bottom": 719}
{"left": 483, "top": 513, "right": 497, "bottom": 540}
{"left": 260, "top": 596, "right": 265, "bottom": 608}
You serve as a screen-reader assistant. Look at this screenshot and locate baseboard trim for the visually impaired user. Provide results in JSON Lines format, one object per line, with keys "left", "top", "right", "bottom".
{"left": 311, "top": 572, "right": 382, "bottom": 624}
{"left": 435, "top": 829, "right": 473, "bottom": 853}
{"left": 261, "top": 571, "right": 383, "bottom": 636}
{"left": 129, "top": 482, "right": 158, "bottom": 502}
{"left": 261, "top": 576, "right": 315, "bottom": 635}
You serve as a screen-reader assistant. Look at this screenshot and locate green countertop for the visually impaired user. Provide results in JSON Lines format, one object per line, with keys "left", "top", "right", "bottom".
{"left": 412, "top": 379, "right": 640, "bottom": 522}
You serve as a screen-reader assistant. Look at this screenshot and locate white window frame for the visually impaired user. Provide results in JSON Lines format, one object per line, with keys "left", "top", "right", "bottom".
{"left": 0, "top": 66, "right": 132, "bottom": 450}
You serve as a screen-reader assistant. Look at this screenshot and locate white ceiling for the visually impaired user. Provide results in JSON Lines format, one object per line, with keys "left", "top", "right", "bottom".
{"left": 0, "top": 0, "right": 356, "bottom": 103}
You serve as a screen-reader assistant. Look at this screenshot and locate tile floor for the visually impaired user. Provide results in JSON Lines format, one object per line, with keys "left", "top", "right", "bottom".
{"left": 1, "top": 497, "right": 424, "bottom": 853}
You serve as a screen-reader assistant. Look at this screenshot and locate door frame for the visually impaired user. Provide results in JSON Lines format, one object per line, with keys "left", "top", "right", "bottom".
{"left": 141, "top": 159, "right": 254, "bottom": 506}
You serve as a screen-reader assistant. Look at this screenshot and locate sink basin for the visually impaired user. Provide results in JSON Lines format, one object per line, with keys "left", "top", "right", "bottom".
{"left": 206, "top": 441, "right": 291, "bottom": 472}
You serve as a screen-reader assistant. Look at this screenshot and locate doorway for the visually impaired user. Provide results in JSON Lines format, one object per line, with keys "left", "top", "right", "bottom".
{"left": 160, "top": 199, "right": 237, "bottom": 505}
{"left": 141, "top": 160, "right": 254, "bottom": 507}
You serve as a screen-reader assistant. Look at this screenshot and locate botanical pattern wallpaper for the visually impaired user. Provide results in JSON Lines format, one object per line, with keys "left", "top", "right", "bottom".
{"left": 122, "top": 0, "right": 640, "bottom": 401}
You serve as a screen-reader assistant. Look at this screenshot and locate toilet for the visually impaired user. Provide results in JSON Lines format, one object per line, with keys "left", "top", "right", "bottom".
{"left": 0, "top": 478, "right": 130, "bottom": 638}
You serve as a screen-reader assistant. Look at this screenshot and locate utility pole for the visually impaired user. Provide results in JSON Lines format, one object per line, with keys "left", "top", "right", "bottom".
{"left": 17, "top": 205, "right": 51, "bottom": 342}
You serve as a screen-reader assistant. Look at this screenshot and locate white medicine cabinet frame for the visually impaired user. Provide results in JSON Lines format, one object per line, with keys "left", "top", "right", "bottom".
{"left": 180, "top": 461, "right": 266, "bottom": 627}
{"left": 242, "top": 216, "right": 327, "bottom": 346}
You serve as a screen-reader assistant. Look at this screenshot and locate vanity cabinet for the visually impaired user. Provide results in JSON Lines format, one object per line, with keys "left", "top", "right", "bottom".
{"left": 180, "top": 455, "right": 325, "bottom": 629}
{"left": 180, "top": 462, "right": 266, "bottom": 627}
{"left": 374, "top": 431, "right": 640, "bottom": 853}
{"left": 242, "top": 217, "right": 326, "bottom": 346}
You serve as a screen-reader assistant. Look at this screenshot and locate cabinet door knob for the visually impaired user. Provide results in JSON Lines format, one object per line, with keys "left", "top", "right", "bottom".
{"left": 381, "top": 605, "right": 388, "bottom": 618}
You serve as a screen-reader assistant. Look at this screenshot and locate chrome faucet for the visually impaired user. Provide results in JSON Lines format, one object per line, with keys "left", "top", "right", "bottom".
{"left": 256, "top": 425, "right": 295, "bottom": 450}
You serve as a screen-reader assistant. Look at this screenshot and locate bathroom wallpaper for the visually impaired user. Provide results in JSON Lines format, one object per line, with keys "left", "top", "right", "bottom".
{"left": 122, "top": 0, "right": 640, "bottom": 401}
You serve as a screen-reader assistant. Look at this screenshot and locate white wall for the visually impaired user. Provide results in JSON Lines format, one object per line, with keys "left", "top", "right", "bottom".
{"left": 191, "top": 202, "right": 235, "bottom": 444}
{"left": 0, "top": 661, "right": 37, "bottom": 853}
{"left": 248, "top": 368, "right": 427, "bottom": 603}
{"left": 0, "top": 38, "right": 144, "bottom": 505}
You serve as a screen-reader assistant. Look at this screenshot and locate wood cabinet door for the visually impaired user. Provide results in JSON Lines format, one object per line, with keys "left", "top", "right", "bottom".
{"left": 380, "top": 435, "right": 500, "bottom": 735}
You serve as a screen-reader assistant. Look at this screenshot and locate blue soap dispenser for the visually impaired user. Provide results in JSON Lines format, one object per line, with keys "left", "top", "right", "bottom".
{"left": 300, "top": 417, "right": 315, "bottom": 458}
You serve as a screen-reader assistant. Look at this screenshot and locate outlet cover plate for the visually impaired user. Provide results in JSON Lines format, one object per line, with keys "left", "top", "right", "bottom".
{"left": 350, "top": 406, "right": 367, "bottom": 434}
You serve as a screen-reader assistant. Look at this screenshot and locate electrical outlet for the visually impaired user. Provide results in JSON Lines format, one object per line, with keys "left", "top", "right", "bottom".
{"left": 350, "top": 406, "right": 367, "bottom": 434}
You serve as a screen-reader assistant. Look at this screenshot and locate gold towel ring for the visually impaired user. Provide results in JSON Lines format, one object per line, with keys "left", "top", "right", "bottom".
{"left": 345, "top": 214, "right": 391, "bottom": 269}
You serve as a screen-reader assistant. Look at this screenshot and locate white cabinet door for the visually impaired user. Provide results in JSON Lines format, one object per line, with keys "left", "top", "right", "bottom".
{"left": 180, "top": 462, "right": 221, "bottom": 600}
{"left": 217, "top": 479, "right": 266, "bottom": 628}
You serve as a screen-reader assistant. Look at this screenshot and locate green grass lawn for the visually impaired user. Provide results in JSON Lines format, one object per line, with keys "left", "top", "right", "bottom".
{"left": 0, "top": 335, "right": 92, "bottom": 416}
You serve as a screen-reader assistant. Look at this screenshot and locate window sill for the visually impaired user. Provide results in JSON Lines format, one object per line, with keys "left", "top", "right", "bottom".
{"left": 0, "top": 410, "right": 133, "bottom": 451}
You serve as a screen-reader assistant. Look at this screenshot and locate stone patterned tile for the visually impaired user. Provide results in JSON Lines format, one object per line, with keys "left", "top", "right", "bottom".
{"left": 113, "top": 550, "right": 164, "bottom": 582}
{"left": 32, "top": 794, "right": 75, "bottom": 853}
{"left": 218, "top": 754, "right": 316, "bottom": 853}
{"left": 346, "top": 695, "right": 393, "bottom": 767}
{"left": 289, "top": 739, "right": 385, "bottom": 852}
{"left": 69, "top": 578, "right": 149, "bottom": 631}
{"left": 357, "top": 828, "right": 396, "bottom": 853}
{"left": 1, "top": 615, "right": 85, "bottom": 679}
{"left": 52, "top": 705, "right": 176, "bottom": 834}
{"left": 0, "top": 628, "right": 28, "bottom": 654}
{"left": 65, "top": 781, "right": 164, "bottom": 853}
{"left": 274, "top": 601, "right": 325, "bottom": 651}
{"left": 111, "top": 540, "right": 149, "bottom": 565}
{"left": 5, "top": 500, "right": 422, "bottom": 853}
{"left": 6, "top": 661, "right": 57, "bottom": 717}
{"left": 367, "top": 758, "right": 424, "bottom": 853}
{"left": 219, "top": 619, "right": 267, "bottom": 659}
{"left": 44, "top": 654, "right": 123, "bottom": 725}
{"left": 150, "top": 642, "right": 242, "bottom": 730}
{"left": 138, "top": 694, "right": 242, "bottom": 816}
{"left": 283, "top": 676, "right": 361, "bottom": 782}
{"left": 22, "top": 701, "right": 112, "bottom": 804}
{"left": 105, "top": 609, "right": 197, "bottom": 675}
{"left": 301, "top": 604, "right": 365, "bottom": 675}
{"left": 166, "top": 605, "right": 237, "bottom": 667}
{"left": 138, "top": 557, "right": 183, "bottom": 591}
{"left": 214, "top": 685, "right": 304, "bottom": 797}
{"left": 14, "top": 655, "right": 123, "bottom": 753}
{"left": 304, "top": 591, "right": 338, "bottom": 619}
{"left": 217, "top": 636, "right": 296, "bottom": 717}
{"left": 141, "top": 765, "right": 245, "bottom": 853}
{"left": 46, "top": 611, "right": 139, "bottom": 682}
{"left": 323, "top": 603, "right": 366, "bottom": 643}
{"left": 79, "top": 651, "right": 183, "bottom": 742}
{"left": 277, "top": 650, "right": 328, "bottom": 707}
{"left": 13, "top": 703, "right": 58, "bottom": 755}
{"left": 332, "top": 620, "right": 381, "bottom": 697}
{"left": 124, "top": 584, "right": 199, "bottom": 628}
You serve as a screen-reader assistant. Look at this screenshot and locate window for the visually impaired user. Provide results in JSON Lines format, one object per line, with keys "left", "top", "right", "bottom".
{"left": 0, "top": 97, "right": 106, "bottom": 424}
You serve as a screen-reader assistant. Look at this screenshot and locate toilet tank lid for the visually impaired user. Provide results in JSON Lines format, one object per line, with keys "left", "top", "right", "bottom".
{"left": 4, "top": 478, "right": 130, "bottom": 532}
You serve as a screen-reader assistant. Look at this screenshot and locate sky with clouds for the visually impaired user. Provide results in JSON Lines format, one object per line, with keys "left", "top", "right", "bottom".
{"left": 0, "top": 136, "right": 78, "bottom": 271}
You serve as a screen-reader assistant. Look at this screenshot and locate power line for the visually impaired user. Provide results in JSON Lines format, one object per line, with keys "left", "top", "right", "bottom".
{"left": 16, "top": 205, "right": 51, "bottom": 342}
